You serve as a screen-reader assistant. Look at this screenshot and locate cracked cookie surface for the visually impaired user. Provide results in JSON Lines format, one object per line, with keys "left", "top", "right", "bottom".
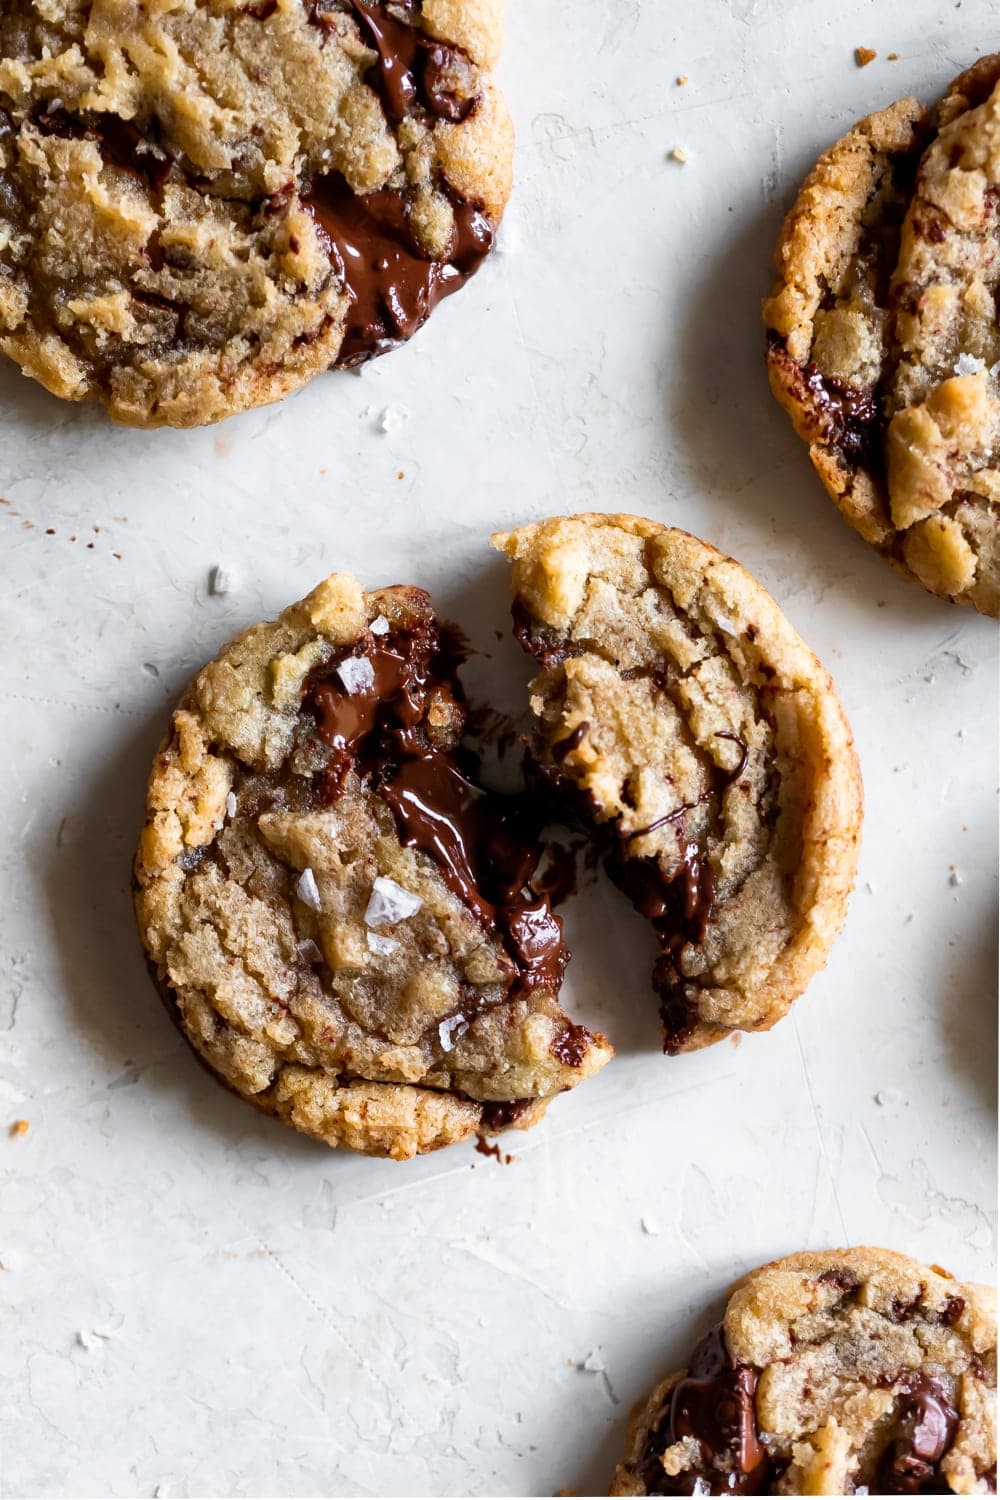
{"left": 134, "top": 573, "right": 611, "bottom": 1160}
{"left": 0, "top": 0, "right": 512, "bottom": 427}
{"left": 611, "top": 1247, "right": 997, "bottom": 1496}
{"left": 764, "top": 56, "right": 1000, "bottom": 616}
{"left": 493, "top": 514, "right": 862, "bottom": 1054}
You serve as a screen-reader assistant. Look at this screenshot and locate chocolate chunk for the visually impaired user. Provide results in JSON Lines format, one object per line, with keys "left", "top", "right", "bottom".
{"left": 304, "top": 174, "right": 493, "bottom": 366}
{"left": 311, "top": 2, "right": 480, "bottom": 124}
{"left": 878, "top": 1375, "right": 960, "bottom": 1494}
{"left": 33, "top": 107, "right": 172, "bottom": 188}
{"left": 302, "top": 616, "right": 571, "bottom": 998}
{"left": 639, "top": 1325, "right": 771, "bottom": 1495}
{"left": 766, "top": 332, "right": 880, "bottom": 469}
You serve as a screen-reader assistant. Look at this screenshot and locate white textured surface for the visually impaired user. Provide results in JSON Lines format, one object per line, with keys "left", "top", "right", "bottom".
{"left": 1, "top": 3, "right": 997, "bottom": 1496}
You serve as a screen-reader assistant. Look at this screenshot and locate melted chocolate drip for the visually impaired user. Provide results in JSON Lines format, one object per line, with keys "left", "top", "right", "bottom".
{"left": 338, "top": 1, "right": 478, "bottom": 124}
{"left": 639, "top": 1325, "right": 771, "bottom": 1496}
{"left": 878, "top": 1376, "right": 960, "bottom": 1494}
{"left": 302, "top": 617, "right": 568, "bottom": 999}
{"left": 766, "top": 332, "right": 880, "bottom": 469}
{"left": 305, "top": 173, "right": 493, "bottom": 365}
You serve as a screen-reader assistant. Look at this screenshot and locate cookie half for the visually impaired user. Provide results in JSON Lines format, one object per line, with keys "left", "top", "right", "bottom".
{"left": 134, "top": 574, "right": 612, "bottom": 1160}
{"left": 493, "top": 514, "right": 862, "bottom": 1054}
{"left": 0, "top": 0, "right": 513, "bottom": 427}
{"left": 764, "top": 57, "right": 1000, "bottom": 616}
{"left": 611, "top": 1247, "right": 997, "bottom": 1496}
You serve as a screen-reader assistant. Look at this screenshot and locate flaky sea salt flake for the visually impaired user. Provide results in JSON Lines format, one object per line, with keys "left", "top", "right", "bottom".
{"left": 365, "top": 876, "right": 421, "bottom": 927}
{"left": 378, "top": 402, "right": 410, "bottom": 434}
{"left": 367, "top": 931, "right": 399, "bottom": 957}
{"left": 297, "top": 938, "right": 324, "bottom": 964}
{"left": 296, "top": 867, "right": 322, "bottom": 911}
{"left": 370, "top": 614, "right": 391, "bottom": 636}
{"left": 226, "top": 791, "right": 237, "bottom": 819}
{"left": 954, "top": 353, "right": 985, "bottom": 377}
{"left": 337, "top": 656, "right": 376, "bottom": 695}
{"left": 438, "top": 1015, "right": 468, "bottom": 1052}
{"left": 209, "top": 564, "right": 238, "bottom": 596}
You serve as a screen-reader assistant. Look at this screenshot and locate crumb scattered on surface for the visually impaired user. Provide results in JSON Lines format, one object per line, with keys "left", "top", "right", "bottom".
{"left": 676, "top": 74, "right": 688, "bottom": 86}
{"left": 855, "top": 46, "right": 877, "bottom": 66}
{"left": 9, "top": 1120, "right": 29, "bottom": 1136}
{"left": 669, "top": 145, "right": 691, "bottom": 164}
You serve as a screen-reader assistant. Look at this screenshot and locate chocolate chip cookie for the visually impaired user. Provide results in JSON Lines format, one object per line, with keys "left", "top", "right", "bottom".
{"left": 611, "top": 1247, "right": 997, "bottom": 1496}
{"left": 0, "top": 1, "right": 513, "bottom": 427}
{"left": 493, "top": 514, "right": 862, "bottom": 1054}
{"left": 764, "top": 56, "right": 1000, "bottom": 616}
{"left": 134, "top": 574, "right": 612, "bottom": 1160}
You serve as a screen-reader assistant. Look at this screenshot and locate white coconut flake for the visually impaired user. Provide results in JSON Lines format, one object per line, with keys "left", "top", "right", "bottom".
{"left": 954, "top": 352, "right": 984, "bottom": 377}
{"left": 581, "top": 1351, "right": 606, "bottom": 1374}
{"left": 296, "top": 867, "right": 322, "bottom": 911}
{"left": 641, "top": 1216, "right": 662, "bottom": 1236}
{"left": 209, "top": 564, "right": 237, "bottom": 596}
{"left": 367, "top": 930, "right": 399, "bottom": 957}
{"left": 377, "top": 402, "right": 410, "bottom": 434}
{"left": 370, "top": 614, "right": 391, "bottom": 636}
{"left": 226, "top": 791, "right": 237, "bottom": 820}
{"left": 438, "top": 1015, "right": 468, "bottom": 1052}
{"left": 365, "top": 876, "right": 421, "bottom": 927}
{"left": 337, "top": 655, "right": 376, "bottom": 695}
{"left": 297, "top": 938, "right": 324, "bottom": 964}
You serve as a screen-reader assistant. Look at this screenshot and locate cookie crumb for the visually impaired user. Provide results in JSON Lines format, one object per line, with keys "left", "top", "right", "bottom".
{"left": 9, "top": 1120, "right": 29, "bottom": 1137}
{"left": 669, "top": 145, "right": 691, "bottom": 164}
{"left": 887, "top": 51, "right": 899, "bottom": 60}
{"left": 855, "top": 46, "right": 877, "bottom": 66}
{"left": 676, "top": 74, "right": 688, "bottom": 86}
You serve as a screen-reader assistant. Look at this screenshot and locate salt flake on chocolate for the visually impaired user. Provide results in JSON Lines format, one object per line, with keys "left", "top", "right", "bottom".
{"left": 337, "top": 656, "right": 376, "bottom": 694}
{"left": 370, "top": 614, "right": 391, "bottom": 636}
{"left": 365, "top": 876, "right": 421, "bottom": 927}
{"left": 296, "top": 867, "right": 322, "bottom": 911}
